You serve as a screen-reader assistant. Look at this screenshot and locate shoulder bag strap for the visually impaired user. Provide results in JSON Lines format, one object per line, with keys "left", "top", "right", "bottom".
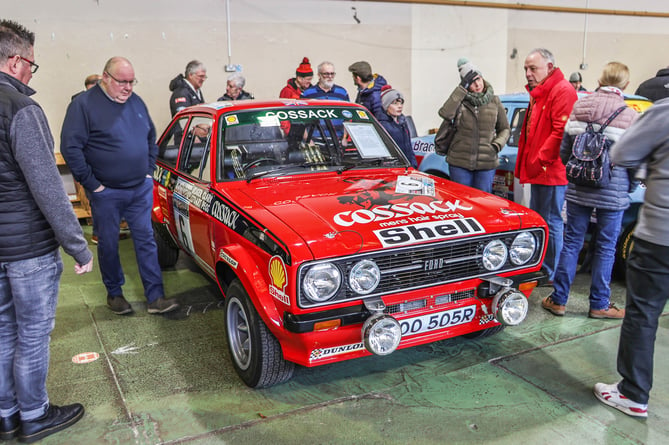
{"left": 599, "top": 106, "right": 627, "bottom": 133}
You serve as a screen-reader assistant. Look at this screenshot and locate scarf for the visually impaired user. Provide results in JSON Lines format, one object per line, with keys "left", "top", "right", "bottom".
{"left": 464, "top": 81, "right": 494, "bottom": 107}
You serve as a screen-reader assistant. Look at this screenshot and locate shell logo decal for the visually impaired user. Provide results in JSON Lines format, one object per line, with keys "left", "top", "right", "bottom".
{"left": 269, "top": 256, "right": 289, "bottom": 305}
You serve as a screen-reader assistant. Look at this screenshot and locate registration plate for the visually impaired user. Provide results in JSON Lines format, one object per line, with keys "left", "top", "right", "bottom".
{"left": 400, "top": 305, "right": 476, "bottom": 337}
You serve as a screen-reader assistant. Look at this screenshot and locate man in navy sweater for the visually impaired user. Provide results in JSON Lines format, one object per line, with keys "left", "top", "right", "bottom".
{"left": 61, "top": 56, "right": 179, "bottom": 315}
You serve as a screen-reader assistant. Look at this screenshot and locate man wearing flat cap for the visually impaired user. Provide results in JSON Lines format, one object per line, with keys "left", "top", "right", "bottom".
{"left": 569, "top": 72, "right": 587, "bottom": 91}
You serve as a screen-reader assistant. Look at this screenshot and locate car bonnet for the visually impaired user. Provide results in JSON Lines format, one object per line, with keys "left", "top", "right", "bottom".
{"left": 233, "top": 170, "right": 544, "bottom": 259}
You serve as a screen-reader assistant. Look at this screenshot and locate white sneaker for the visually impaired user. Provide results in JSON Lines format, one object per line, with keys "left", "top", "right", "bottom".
{"left": 593, "top": 382, "right": 648, "bottom": 418}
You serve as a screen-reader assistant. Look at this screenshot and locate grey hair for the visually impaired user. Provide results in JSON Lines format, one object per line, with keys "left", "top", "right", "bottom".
{"left": 317, "top": 61, "right": 335, "bottom": 73}
{"left": 227, "top": 72, "right": 246, "bottom": 88}
{"left": 0, "top": 20, "right": 34, "bottom": 61}
{"left": 528, "top": 48, "right": 556, "bottom": 66}
{"left": 185, "top": 60, "right": 205, "bottom": 76}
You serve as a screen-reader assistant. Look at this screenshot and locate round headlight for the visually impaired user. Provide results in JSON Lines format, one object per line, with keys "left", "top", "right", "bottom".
{"left": 349, "top": 260, "right": 381, "bottom": 295}
{"left": 482, "top": 239, "right": 508, "bottom": 271}
{"left": 492, "top": 289, "right": 528, "bottom": 326}
{"left": 362, "top": 313, "right": 402, "bottom": 355}
{"left": 510, "top": 232, "right": 537, "bottom": 265}
{"left": 302, "top": 263, "right": 341, "bottom": 302}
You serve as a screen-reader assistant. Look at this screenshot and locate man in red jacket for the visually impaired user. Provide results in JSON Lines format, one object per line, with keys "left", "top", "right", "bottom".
{"left": 515, "top": 48, "right": 577, "bottom": 282}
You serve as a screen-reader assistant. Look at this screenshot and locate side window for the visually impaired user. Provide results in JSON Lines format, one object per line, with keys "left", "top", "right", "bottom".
{"left": 508, "top": 107, "right": 527, "bottom": 147}
{"left": 158, "top": 117, "right": 189, "bottom": 167}
{"left": 177, "top": 116, "right": 213, "bottom": 179}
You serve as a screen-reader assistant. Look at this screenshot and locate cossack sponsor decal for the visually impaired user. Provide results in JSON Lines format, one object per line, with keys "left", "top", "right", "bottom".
{"left": 373, "top": 217, "right": 485, "bottom": 248}
{"left": 269, "top": 256, "right": 289, "bottom": 305}
{"left": 263, "top": 109, "right": 338, "bottom": 120}
{"left": 334, "top": 178, "right": 473, "bottom": 228}
{"left": 334, "top": 200, "right": 472, "bottom": 227}
{"left": 310, "top": 343, "right": 365, "bottom": 361}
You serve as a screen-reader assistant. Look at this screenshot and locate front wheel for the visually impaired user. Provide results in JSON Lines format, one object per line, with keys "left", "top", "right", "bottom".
{"left": 224, "top": 280, "right": 294, "bottom": 388}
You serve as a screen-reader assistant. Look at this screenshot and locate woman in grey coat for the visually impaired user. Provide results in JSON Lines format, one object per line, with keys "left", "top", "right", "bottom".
{"left": 542, "top": 62, "right": 639, "bottom": 319}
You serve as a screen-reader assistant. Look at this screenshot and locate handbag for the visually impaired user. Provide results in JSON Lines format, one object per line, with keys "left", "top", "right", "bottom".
{"left": 434, "top": 102, "right": 463, "bottom": 156}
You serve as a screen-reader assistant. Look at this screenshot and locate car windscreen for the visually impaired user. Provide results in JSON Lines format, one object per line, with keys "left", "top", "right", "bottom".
{"left": 218, "top": 106, "right": 407, "bottom": 180}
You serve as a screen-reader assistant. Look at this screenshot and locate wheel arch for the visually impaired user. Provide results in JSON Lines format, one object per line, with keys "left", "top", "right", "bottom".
{"left": 214, "top": 245, "right": 284, "bottom": 331}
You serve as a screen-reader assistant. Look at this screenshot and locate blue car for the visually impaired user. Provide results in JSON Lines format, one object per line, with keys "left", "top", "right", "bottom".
{"left": 412, "top": 92, "right": 652, "bottom": 277}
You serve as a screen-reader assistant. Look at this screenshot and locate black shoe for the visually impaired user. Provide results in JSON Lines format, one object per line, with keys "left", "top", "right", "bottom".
{"left": 18, "top": 403, "right": 84, "bottom": 443}
{"left": 147, "top": 296, "right": 180, "bottom": 314}
{"left": 0, "top": 412, "right": 19, "bottom": 440}
{"left": 107, "top": 295, "right": 133, "bottom": 315}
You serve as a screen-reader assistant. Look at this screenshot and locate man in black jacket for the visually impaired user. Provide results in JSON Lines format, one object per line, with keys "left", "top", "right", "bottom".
{"left": 0, "top": 19, "right": 93, "bottom": 443}
{"left": 169, "top": 60, "right": 206, "bottom": 116}
{"left": 634, "top": 66, "right": 669, "bottom": 101}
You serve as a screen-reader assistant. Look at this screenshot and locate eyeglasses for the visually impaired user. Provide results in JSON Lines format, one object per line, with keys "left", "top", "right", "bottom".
{"left": 105, "top": 71, "right": 138, "bottom": 87}
{"left": 10, "top": 55, "right": 39, "bottom": 74}
{"left": 320, "top": 72, "right": 336, "bottom": 77}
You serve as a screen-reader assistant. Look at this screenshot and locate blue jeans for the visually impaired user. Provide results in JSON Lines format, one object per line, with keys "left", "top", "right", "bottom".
{"left": 552, "top": 202, "right": 623, "bottom": 309}
{"left": 617, "top": 238, "right": 669, "bottom": 404}
{"left": 88, "top": 178, "right": 164, "bottom": 302}
{"left": 449, "top": 166, "right": 496, "bottom": 194}
{"left": 530, "top": 184, "right": 566, "bottom": 280}
{"left": 0, "top": 249, "right": 62, "bottom": 421}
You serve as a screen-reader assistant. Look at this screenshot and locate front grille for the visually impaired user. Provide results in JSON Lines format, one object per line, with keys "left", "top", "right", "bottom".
{"left": 298, "top": 228, "right": 544, "bottom": 308}
{"left": 385, "top": 289, "right": 475, "bottom": 315}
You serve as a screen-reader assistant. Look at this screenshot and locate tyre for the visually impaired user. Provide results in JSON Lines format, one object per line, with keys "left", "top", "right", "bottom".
{"left": 153, "top": 223, "right": 179, "bottom": 268}
{"left": 463, "top": 324, "right": 505, "bottom": 340}
{"left": 224, "top": 280, "right": 294, "bottom": 388}
{"left": 614, "top": 223, "right": 635, "bottom": 280}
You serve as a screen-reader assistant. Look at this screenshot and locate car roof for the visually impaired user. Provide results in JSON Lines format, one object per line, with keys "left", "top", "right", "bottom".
{"left": 499, "top": 91, "right": 652, "bottom": 102}
{"left": 174, "top": 99, "right": 366, "bottom": 116}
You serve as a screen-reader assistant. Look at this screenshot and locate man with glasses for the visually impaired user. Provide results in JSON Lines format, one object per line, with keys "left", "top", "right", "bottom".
{"left": 0, "top": 19, "right": 93, "bottom": 443}
{"left": 61, "top": 56, "right": 179, "bottom": 316}
{"left": 168, "top": 60, "right": 207, "bottom": 116}
{"left": 300, "top": 61, "right": 350, "bottom": 102}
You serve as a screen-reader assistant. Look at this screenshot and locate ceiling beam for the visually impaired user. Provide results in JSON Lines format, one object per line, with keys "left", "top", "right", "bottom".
{"left": 350, "top": 0, "right": 669, "bottom": 18}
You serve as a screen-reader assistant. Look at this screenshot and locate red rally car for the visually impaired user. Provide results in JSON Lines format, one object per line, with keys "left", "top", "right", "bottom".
{"left": 151, "top": 99, "right": 548, "bottom": 388}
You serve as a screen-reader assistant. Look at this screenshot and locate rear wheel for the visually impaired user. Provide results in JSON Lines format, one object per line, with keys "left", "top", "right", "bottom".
{"left": 153, "top": 223, "right": 179, "bottom": 268}
{"left": 224, "top": 280, "right": 294, "bottom": 388}
{"left": 463, "top": 324, "right": 505, "bottom": 340}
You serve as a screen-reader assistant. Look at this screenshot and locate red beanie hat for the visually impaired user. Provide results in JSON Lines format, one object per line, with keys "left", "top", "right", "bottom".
{"left": 296, "top": 57, "right": 313, "bottom": 77}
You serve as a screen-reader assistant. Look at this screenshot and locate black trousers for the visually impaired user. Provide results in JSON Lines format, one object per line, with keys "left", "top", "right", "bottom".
{"left": 618, "top": 237, "right": 669, "bottom": 404}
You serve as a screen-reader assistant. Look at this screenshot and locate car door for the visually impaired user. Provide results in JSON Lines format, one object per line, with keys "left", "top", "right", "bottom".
{"left": 164, "top": 115, "right": 216, "bottom": 274}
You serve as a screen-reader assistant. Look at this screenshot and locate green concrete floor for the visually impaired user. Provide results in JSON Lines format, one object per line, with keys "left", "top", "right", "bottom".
{"left": 13, "top": 226, "right": 669, "bottom": 444}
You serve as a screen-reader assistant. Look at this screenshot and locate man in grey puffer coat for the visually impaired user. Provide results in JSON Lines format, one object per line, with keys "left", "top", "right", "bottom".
{"left": 593, "top": 96, "right": 669, "bottom": 418}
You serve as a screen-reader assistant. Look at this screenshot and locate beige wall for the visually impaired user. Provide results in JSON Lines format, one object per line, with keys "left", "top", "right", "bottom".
{"left": 411, "top": 4, "right": 508, "bottom": 133}
{"left": 4, "top": 0, "right": 669, "bottom": 143}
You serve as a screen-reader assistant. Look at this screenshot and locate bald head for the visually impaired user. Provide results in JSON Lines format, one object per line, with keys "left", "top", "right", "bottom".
{"left": 100, "top": 56, "right": 136, "bottom": 103}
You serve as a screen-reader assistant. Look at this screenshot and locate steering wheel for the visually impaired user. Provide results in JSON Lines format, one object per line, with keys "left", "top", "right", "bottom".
{"left": 242, "top": 157, "right": 280, "bottom": 174}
